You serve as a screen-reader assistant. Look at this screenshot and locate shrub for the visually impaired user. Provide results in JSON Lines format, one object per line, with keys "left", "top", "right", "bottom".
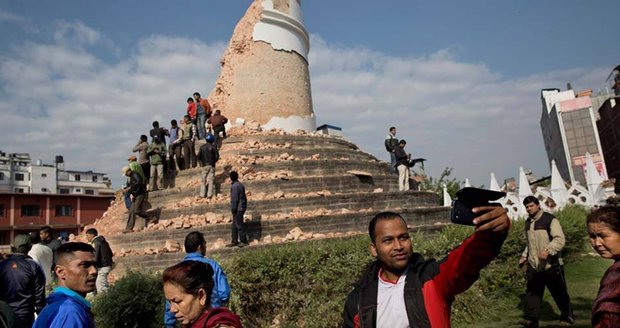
{"left": 225, "top": 205, "right": 591, "bottom": 326}
{"left": 93, "top": 270, "right": 164, "bottom": 328}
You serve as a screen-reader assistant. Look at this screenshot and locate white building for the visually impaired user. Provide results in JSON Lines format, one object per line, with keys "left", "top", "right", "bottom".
{"left": 540, "top": 88, "right": 608, "bottom": 185}
{"left": 0, "top": 152, "right": 113, "bottom": 195}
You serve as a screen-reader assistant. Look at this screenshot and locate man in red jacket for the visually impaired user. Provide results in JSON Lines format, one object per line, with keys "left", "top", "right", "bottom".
{"left": 343, "top": 207, "right": 510, "bottom": 328}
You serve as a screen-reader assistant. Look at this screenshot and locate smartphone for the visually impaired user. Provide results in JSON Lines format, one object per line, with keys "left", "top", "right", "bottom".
{"left": 450, "top": 199, "right": 502, "bottom": 225}
{"left": 450, "top": 187, "right": 506, "bottom": 226}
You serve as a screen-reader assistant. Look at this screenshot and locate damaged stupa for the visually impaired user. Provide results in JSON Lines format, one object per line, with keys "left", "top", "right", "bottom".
{"left": 208, "top": 0, "right": 315, "bottom": 132}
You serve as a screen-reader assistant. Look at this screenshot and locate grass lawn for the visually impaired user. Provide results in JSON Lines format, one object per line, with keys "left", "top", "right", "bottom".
{"left": 457, "top": 254, "right": 611, "bottom": 328}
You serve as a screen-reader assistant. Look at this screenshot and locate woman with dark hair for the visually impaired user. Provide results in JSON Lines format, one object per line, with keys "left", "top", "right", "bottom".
{"left": 163, "top": 261, "right": 242, "bottom": 328}
{"left": 587, "top": 206, "right": 620, "bottom": 327}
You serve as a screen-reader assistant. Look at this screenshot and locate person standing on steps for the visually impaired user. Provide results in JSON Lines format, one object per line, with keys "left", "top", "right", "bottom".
{"left": 226, "top": 171, "right": 248, "bottom": 248}
{"left": 384, "top": 127, "right": 399, "bottom": 175}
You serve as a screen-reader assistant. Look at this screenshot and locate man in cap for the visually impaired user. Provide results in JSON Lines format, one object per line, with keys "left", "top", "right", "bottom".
{"left": 0, "top": 234, "right": 46, "bottom": 328}
{"left": 122, "top": 166, "right": 159, "bottom": 233}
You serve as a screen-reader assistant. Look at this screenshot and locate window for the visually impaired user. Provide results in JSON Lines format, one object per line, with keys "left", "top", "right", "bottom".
{"left": 85, "top": 189, "right": 94, "bottom": 195}
{"left": 55, "top": 205, "right": 72, "bottom": 217}
{"left": 92, "top": 176, "right": 98, "bottom": 182}
{"left": 75, "top": 174, "right": 81, "bottom": 181}
{"left": 75, "top": 189, "right": 81, "bottom": 192}
{"left": 0, "top": 205, "right": 4, "bottom": 217}
{"left": 15, "top": 188, "right": 24, "bottom": 193}
{"left": 0, "top": 172, "right": 4, "bottom": 180}
{"left": 41, "top": 188, "right": 48, "bottom": 192}
{"left": 21, "top": 205, "right": 40, "bottom": 217}
{"left": 59, "top": 188, "right": 70, "bottom": 194}
{"left": 15, "top": 173, "right": 24, "bottom": 181}
{"left": 41, "top": 173, "right": 47, "bottom": 177}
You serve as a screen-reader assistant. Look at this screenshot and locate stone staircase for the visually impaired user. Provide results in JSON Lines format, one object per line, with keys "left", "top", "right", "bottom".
{"left": 98, "top": 131, "right": 450, "bottom": 273}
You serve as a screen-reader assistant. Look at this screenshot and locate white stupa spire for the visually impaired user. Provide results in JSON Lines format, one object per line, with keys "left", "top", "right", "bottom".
{"left": 443, "top": 184, "right": 452, "bottom": 207}
{"left": 550, "top": 160, "right": 569, "bottom": 209}
{"left": 518, "top": 167, "right": 533, "bottom": 216}
{"left": 490, "top": 173, "right": 500, "bottom": 191}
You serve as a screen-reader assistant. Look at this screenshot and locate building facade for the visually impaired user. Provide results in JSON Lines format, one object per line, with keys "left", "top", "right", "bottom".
{"left": 596, "top": 96, "right": 620, "bottom": 192}
{"left": 0, "top": 193, "right": 114, "bottom": 245}
{"left": 540, "top": 88, "right": 608, "bottom": 185}
{"left": 0, "top": 152, "right": 113, "bottom": 195}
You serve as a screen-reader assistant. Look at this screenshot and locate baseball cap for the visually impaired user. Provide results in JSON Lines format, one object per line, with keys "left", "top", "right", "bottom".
{"left": 121, "top": 166, "right": 131, "bottom": 175}
{"left": 13, "top": 234, "right": 32, "bottom": 252}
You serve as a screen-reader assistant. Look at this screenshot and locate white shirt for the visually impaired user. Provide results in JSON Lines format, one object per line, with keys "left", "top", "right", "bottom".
{"left": 28, "top": 243, "right": 53, "bottom": 285}
{"left": 376, "top": 269, "right": 409, "bottom": 328}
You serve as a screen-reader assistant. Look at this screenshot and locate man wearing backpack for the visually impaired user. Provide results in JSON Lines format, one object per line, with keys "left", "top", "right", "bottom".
{"left": 518, "top": 196, "right": 574, "bottom": 327}
{"left": 384, "top": 127, "right": 399, "bottom": 175}
{"left": 197, "top": 134, "right": 219, "bottom": 199}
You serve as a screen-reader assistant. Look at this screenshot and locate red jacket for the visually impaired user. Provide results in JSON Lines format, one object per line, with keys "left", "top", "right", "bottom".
{"left": 190, "top": 307, "right": 243, "bottom": 328}
{"left": 187, "top": 102, "right": 197, "bottom": 119}
{"left": 343, "top": 230, "right": 507, "bottom": 328}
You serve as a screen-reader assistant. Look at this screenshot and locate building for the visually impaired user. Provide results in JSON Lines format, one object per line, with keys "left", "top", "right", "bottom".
{"left": 316, "top": 124, "right": 342, "bottom": 137}
{"left": 540, "top": 87, "right": 608, "bottom": 185}
{"left": 0, "top": 193, "right": 114, "bottom": 245}
{"left": 0, "top": 152, "right": 113, "bottom": 195}
{"left": 594, "top": 67, "right": 620, "bottom": 192}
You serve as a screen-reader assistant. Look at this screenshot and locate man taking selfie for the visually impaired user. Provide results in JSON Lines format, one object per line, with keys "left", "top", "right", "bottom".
{"left": 343, "top": 205, "right": 510, "bottom": 327}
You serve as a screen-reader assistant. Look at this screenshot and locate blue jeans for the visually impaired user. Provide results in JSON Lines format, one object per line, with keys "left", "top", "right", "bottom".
{"left": 197, "top": 112, "right": 206, "bottom": 139}
{"left": 124, "top": 192, "right": 132, "bottom": 209}
{"left": 389, "top": 152, "right": 397, "bottom": 175}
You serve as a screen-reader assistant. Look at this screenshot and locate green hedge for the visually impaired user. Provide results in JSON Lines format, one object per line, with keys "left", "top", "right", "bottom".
{"left": 91, "top": 205, "right": 590, "bottom": 328}
{"left": 93, "top": 270, "right": 164, "bottom": 328}
{"left": 224, "top": 205, "right": 590, "bottom": 327}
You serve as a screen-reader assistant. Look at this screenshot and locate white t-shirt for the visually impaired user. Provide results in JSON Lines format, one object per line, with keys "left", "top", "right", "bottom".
{"left": 28, "top": 243, "right": 53, "bottom": 285}
{"left": 376, "top": 269, "right": 409, "bottom": 328}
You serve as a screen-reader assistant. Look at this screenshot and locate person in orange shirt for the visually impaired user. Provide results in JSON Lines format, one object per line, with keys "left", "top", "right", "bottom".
{"left": 193, "top": 92, "right": 211, "bottom": 139}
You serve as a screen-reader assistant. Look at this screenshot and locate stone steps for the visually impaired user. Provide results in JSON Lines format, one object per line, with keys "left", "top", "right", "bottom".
{"left": 164, "top": 159, "right": 392, "bottom": 188}
{"left": 223, "top": 135, "right": 361, "bottom": 150}
{"left": 109, "top": 206, "right": 450, "bottom": 272}
{"left": 159, "top": 190, "right": 439, "bottom": 221}
{"left": 150, "top": 174, "right": 403, "bottom": 206}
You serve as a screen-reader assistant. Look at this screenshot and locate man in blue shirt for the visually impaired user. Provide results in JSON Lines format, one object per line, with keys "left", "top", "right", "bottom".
{"left": 33, "top": 242, "right": 98, "bottom": 328}
{"left": 164, "top": 231, "right": 231, "bottom": 327}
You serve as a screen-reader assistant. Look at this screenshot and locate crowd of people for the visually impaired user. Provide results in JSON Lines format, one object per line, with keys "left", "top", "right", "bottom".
{"left": 121, "top": 91, "right": 230, "bottom": 233}
{"left": 0, "top": 197, "right": 619, "bottom": 327}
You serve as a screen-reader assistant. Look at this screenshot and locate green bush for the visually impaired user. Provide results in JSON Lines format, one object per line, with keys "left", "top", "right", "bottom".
{"left": 225, "top": 205, "right": 591, "bottom": 327}
{"left": 93, "top": 270, "right": 164, "bottom": 328}
{"left": 91, "top": 206, "right": 589, "bottom": 327}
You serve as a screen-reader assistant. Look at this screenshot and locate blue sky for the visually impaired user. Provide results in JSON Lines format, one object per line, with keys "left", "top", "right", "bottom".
{"left": 1, "top": 0, "right": 618, "bottom": 188}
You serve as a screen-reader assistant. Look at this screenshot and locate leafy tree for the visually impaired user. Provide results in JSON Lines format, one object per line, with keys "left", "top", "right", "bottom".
{"left": 419, "top": 167, "right": 463, "bottom": 199}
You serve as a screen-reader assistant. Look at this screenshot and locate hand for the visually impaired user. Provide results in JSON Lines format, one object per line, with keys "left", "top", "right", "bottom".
{"left": 518, "top": 256, "right": 527, "bottom": 266}
{"left": 538, "top": 250, "right": 549, "bottom": 260}
{"left": 472, "top": 206, "right": 510, "bottom": 232}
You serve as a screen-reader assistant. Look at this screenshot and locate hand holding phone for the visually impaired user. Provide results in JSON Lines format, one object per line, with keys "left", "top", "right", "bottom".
{"left": 450, "top": 187, "right": 506, "bottom": 226}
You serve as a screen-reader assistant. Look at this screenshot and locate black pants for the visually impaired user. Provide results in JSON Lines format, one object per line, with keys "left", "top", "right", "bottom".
{"left": 231, "top": 210, "right": 248, "bottom": 244}
{"left": 168, "top": 143, "right": 182, "bottom": 172}
{"left": 181, "top": 139, "right": 196, "bottom": 169}
{"left": 524, "top": 265, "right": 574, "bottom": 323}
{"left": 126, "top": 193, "right": 156, "bottom": 230}
{"left": 140, "top": 162, "right": 151, "bottom": 185}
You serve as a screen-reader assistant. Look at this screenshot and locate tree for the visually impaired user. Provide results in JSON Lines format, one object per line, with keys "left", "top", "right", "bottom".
{"left": 419, "top": 167, "right": 463, "bottom": 199}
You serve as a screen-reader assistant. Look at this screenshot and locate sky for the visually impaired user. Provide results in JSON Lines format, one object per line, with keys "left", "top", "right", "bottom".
{"left": 1, "top": 0, "right": 618, "bottom": 189}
